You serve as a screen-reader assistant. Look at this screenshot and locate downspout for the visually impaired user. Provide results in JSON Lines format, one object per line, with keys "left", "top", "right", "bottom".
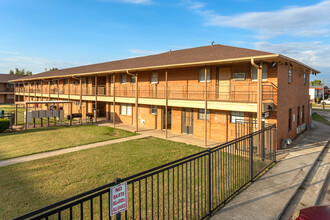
{"left": 251, "top": 59, "right": 263, "bottom": 131}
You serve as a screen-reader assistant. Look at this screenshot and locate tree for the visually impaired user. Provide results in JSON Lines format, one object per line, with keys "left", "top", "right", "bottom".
{"left": 310, "top": 79, "right": 322, "bottom": 86}
{"left": 49, "top": 67, "right": 58, "bottom": 71}
{"left": 9, "top": 68, "right": 32, "bottom": 75}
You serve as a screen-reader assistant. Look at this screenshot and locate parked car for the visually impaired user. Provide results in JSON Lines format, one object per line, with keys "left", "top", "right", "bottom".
{"left": 321, "top": 98, "right": 330, "bottom": 104}
{"left": 290, "top": 206, "right": 330, "bottom": 220}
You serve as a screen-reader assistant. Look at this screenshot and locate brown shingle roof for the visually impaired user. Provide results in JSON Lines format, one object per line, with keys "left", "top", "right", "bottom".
{"left": 0, "top": 74, "right": 27, "bottom": 83}
{"left": 12, "top": 44, "right": 276, "bottom": 81}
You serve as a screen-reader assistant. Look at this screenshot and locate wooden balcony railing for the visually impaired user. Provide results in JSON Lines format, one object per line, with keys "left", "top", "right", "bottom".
{"left": 16, "top": 83, "right": 278, "bottom": 104}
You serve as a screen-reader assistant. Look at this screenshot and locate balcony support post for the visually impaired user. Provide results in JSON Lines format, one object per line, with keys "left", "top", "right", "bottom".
{"left": 48, "top": 81, "right": 50, "bottom": 101}
{"left": 135, "top": 73, "right": 138, "bottom": 132}
{"left": 106, "top": 74, "right": 110, "bottom": 120}
{"left": 113, "top": 74, "right": 116, "bottom": 127}
{"left": 95, "top": 76, "right": 98, "bottom": 123}
{"left": 28, "top": 82, "right": 30, "bottom": 101}
{"left": 24, "top": 103, "right": 27, "bottom": 130}
{"left": 15, "top": 103, "right": 17, "bottom": 126}
{"left": 165, "top": 70, "right": 168, "bottom": 138}
{"left": 80, "top": 78, "right": 82, "bottom": 115}
{"left": 204, "top": 66, "right": 208, "bottom": 147}
{"left": 41, "top": 81, "right": 43, "bottom": 101}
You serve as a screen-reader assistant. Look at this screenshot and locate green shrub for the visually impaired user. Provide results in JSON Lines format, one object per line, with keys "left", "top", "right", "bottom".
{"left": 0, "top": 119, "right": 10, "bottom": 133}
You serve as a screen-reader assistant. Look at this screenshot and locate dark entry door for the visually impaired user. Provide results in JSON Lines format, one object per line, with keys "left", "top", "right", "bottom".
{"left": 182, "top": 108, "right": 193, "bottom": 134}
{"left": 163, "top": 107, "right": 172, "bottom": 129}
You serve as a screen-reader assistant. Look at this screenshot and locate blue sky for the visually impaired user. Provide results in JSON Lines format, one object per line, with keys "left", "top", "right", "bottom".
{"left": 0, "top": 0, "right": 329, "bottom": 85}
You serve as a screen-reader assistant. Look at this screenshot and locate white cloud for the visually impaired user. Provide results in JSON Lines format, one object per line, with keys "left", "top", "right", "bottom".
{"left": 0, "top": 50, "right": 20, "bottom": 55}
{"left": 254, "top": 41, "right": 330, "bottom": 68}
{"left": 190, "top": 0, "right": 330, "bottom": 39}
{"left": 0, "top": 56, "right": 85, "bottom": 74}
{"left": 181, "top": 0, "right": 205, "bottom": 9}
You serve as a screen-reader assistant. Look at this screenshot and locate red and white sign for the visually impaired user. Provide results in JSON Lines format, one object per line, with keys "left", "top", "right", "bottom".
{"left": 110, "top": 182, "right": 128, "bottom": 216}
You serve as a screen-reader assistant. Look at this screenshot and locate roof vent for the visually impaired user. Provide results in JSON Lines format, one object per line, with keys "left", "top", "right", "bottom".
{"left": 211, "top": 41, "right": 215, "bottom": 47}
{"left": 169, "top": 49, "right": 172, "bottom": 54}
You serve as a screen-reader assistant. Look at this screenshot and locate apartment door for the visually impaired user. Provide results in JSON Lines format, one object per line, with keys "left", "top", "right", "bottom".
{"left": 182, "top": 108, "right": 193, "bottom": 134}
{"left": 218, "top": 67, "right": 231, "bottom": 100}
{"left": 163, "top": 107, "right": 172, "bottom": 130}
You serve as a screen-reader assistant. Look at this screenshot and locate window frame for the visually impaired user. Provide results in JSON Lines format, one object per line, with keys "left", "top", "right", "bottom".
{"left": 198, "top": 68, "right": 210, "bottom": 83}
{"left": 120, "top": 104, "right": 132, "bottom": 116}
{"left": 121, "top": 74, "right": 127, "bottom": 84}
{"left": 233, "top": 72, "right": 245, "bottom": 81}
{"left": 251, "top": 63, "right": 268, "bottom": 81}
{"left": 198, "top": 109, "right": 210, "bottom": 120}
{"left": 288, "top": 108, "right": 292, "bottom": 131}
{"left": 150, "top": 72, "right": 158, "bottom": 84}
{"left": 150, "top": 105, "right": 157, "bottom": 115}
{"left": 288, "top": 67, "right": 293, "bottom": 83}
{"left": 231, "top": 111, "right": 244, "bottom": 123}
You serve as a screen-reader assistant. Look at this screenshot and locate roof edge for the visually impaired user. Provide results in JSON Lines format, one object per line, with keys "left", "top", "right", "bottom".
{"left": 10, "top": 54, "right": 280, "bottom": 82}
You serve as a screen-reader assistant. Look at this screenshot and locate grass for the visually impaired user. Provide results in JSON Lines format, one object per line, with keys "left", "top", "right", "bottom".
{"left": 0, "top": 137, "right": 203, "bottom": 219}
{"left": 312, "top": 113, "right": 330, "bottom": 126}
{"left": 0, "top": 125, "right": 136, "bottom": 160}
{"left": 312, "top": 103, "right": 330, "bottom": 110}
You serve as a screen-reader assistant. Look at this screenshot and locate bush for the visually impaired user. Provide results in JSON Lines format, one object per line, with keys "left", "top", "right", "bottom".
{"left": 0, "top": 119, "right": 10, "bottom": 133}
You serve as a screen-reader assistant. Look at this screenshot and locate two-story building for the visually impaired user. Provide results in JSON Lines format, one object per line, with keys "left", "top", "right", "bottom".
{"left": 0, "top": 74, "right": 26, "bottom": 104}
{"left": 11, "top": 45, "right": 319, "bottom": 149}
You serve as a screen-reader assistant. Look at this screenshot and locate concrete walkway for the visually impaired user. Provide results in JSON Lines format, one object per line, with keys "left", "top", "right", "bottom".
{"left": 1, "top": 123, "right": 223, "bottom": 167}
{"left": 99, "top": 123, "right": 224, "bottom": 148}
{"left": 212, "top": 120, "right": 330, "bottom": 220}
{"left": 0, "top": 134, "right": 149, "bottom": 167}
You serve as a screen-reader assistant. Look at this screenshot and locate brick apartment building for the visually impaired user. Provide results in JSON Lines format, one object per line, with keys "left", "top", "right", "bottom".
{"left": 11, "top": 45, "right": 319, "bottom": 149}
{"left": 0, "top": 74, "right": 25, "bottom": 104}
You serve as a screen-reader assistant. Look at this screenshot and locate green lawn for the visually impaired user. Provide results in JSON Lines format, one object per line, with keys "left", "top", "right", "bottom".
{"left": 312, "top": 103, "right": 330, "bottom": 109}
{"left": 312, "top": 113, "right": 330, "bottom": 126}
{"left": 0, "top": 125, "right": 136, "bottom": 160}
{"left": 0, "top": 137, "right": 203, "bottom": 219}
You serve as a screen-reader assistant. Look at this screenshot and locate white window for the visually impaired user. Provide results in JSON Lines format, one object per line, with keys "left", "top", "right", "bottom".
{"left": 288, "top": 67, "right": 293, "bottom": 83}
{"left": 131, "top": 75, "right": 136, "bottom": 84}
{"left": 198, "top": 109, "right": 210, "bottom": 120}
{"left": 121, "top": 74, "right": 127, "bottom": 84}
{"left": 251, "top": 64, "right": 267, "bottom": 81}
{"left": 120, "top": 104, "right": 132, "bottom": 116}
{"left": 198, "top": 68, "right": 210, "bottom": 82}
{"left": 233, "top": 72, "right": 245, "bottom": 80}
{"left": 231, "top": 111, "right": 244, "bottom": 123}
{"left": 150, "top": 72, "right": 158, "bottom": 84}
{"left": 151, "top": 105, "right": 157, "bottom": 115}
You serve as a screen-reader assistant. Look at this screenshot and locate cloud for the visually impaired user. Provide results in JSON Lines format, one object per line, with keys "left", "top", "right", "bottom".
{"left": 189, "top": 0, "right": 330, "bottom": 39}
{"left": 181, "top": 0, "right": 205, "bottom": 9}
{"left": 128, "top": 49, "right": 163, "bottom": 56}
{"left": 0, "top": 56, "right": 85, "bottom": 74}
{"left": 0, "top": 50, "right": 20, "bottom": 55}
{"left": 254, "top": 41, "right": 330, "bottom": 69}
{"left": 99, "top": 0, "right": 152, "bottom": 4}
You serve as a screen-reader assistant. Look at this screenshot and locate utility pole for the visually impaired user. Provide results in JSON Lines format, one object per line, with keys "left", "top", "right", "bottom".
{"left": 322, "top": 77, "right": 325, "bottom": 110}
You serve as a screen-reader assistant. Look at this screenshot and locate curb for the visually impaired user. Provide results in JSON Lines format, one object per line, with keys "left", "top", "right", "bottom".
{"left": 315, "top": 167, "right": 330, "bottom": 206}
{"left": 276, "top": 138, "right": 330, "bottom": 220}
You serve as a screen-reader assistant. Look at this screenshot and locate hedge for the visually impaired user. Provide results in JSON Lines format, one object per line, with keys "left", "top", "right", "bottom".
{"left": 0, "top": 119, "right": 10, "bottom": 133}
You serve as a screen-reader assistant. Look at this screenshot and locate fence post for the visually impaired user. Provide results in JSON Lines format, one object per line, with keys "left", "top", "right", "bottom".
{"left": 261, "top": 122, "right": 265, "bottom": 162}
{"left": 207, "top": 148, "right": 212, "bottom": 216}
{"left": 114, "top": 178, "right": 121, "bottom": 220}
{"left": 249, "top": 134, "right": 254, "bottom": 181}
{"left": 273, "top": 125, "right": 277, "bottom": 162}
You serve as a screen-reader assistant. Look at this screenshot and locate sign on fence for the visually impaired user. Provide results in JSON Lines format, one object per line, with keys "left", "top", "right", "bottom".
{"left": 110, "top": 182, "right": 128, "bottom": 216}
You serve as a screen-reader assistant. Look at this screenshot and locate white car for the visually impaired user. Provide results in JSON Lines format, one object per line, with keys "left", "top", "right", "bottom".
{"left": 321, "top": 98, "right": 330, "bottom": 104}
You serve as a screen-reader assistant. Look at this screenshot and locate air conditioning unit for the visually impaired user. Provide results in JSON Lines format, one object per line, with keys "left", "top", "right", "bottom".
{"left": 296, "top": 126, "right": 301, "bottom": 134}
{"left": 301, "top": 123, "right": 306, "bottom": 131}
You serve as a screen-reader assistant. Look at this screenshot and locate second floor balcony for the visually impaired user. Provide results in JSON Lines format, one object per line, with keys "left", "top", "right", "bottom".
{"left": 16, "top": 82, "right": 278, "bottom": 104}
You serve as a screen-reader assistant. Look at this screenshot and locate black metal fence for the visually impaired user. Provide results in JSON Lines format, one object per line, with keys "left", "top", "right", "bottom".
{"left": 14, "top": 124, "right": 276, "bottom": 220}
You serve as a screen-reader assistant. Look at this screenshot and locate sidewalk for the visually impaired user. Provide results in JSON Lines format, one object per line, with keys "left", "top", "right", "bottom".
{"left": 212, "top": 120, "right": 330, "bottom": 220}
{"left": 0, "top": 134, "right": 149, "bottom": 167}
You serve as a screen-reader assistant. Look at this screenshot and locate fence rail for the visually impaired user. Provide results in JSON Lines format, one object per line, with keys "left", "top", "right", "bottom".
{"left": 14, "top": 124, "right": 276, "bottom": 220}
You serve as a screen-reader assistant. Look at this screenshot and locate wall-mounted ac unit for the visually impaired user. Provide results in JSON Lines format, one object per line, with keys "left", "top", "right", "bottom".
{"left": 296, "top": 126, "right": 301, "bottom": 134}
{"left": 301, "top": 123, "right": 306, "bottom": 131}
